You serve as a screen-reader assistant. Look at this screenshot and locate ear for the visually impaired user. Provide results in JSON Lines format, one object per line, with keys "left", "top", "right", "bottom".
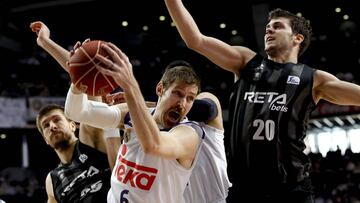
{"left": 69, "top": 121, "right": 77, "bottom": 132}
{"left": 156, "top": 82, "right": 164, "bottom": 97}
{"left": 294, "top": 33, "right": 304, "bottom": 45}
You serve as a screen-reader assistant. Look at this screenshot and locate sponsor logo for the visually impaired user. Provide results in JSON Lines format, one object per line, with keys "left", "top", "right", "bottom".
{"left": 115, "top": 145, "right": 158, "bottom": 191}
{"left": 244, "top": 92, "right": 288, "bottom": 112}
{"left": 287, "top": 75, "right": 300, "bottom": 85}
{"left": 80, "top": 180, "right": 103, "bottom": 198}
{"left": 62, "top": 166, "right": 100, "bottom": 196}
{"left": 79, "top": 154, "right": 88, "bottom": 163}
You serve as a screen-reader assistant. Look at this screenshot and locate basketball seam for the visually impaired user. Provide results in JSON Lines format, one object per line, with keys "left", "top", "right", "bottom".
{"left": 71, "top": 40, "right": 116, "bottom": 96}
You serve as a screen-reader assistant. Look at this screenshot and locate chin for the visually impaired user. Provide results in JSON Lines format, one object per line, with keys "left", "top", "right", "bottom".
{"left": 265, "top": 47, "right": 275, "bottom": 57}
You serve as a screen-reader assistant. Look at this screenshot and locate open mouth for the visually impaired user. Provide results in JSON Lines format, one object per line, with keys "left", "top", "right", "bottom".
{"left": 168, "top": 110, "right": 181, "bottom": 123}
{"left": 266, "top": 37, "right": 274, "bottom": 42}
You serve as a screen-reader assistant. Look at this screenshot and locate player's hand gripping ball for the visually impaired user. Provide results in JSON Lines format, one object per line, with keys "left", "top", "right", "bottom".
{"left": 68, "top": 40, "right": 118, "bottom": 96}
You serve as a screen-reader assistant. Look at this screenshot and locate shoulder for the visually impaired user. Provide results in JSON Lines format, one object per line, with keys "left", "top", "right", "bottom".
{"left": 313, "top": 69, "right": 338, "bottom": 87}
{"left": 195, "top": 92, "right": 224, "bottom": 130}
{"left": 173, "top": 121, "right": 205, "bottom": 140}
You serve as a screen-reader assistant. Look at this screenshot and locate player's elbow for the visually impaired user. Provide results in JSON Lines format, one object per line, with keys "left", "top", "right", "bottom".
{"left": 64, "top": 107, "right": 86, "bottom": 123}
{"left": 183, "top": 34, "right": 203, "bottom": 51}
{"left": 185, "top": 41, "right": 201, "bottom": 52}
{"left": 142, "top": 144, "right": 159, "bottom": 155}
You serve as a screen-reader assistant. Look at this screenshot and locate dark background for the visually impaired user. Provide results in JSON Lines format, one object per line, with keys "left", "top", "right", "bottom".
{"left": 0, "top": 0, "right": 359, "bottom": 202}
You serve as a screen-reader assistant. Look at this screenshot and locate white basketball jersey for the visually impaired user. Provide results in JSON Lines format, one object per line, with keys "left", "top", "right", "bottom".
{"left": 108, "top": 121, "right": 204, "bottom": 203}
{"left": 183, "top": 123, "right": 232, "bottom": 203}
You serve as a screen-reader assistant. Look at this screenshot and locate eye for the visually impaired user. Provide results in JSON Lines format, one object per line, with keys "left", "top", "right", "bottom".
{"left": 187, "top": 96, "right": 195, "bottom": 102}
{"left": 172, "top": 90, "right": 184, "bottom": 98}
{"left": 43, "top": 122, "right": 49, "bottom": 129}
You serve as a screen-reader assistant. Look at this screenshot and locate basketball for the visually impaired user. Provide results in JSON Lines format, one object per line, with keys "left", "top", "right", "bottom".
{"left": 68, "top": 40, "right": 118, "bottom": 96}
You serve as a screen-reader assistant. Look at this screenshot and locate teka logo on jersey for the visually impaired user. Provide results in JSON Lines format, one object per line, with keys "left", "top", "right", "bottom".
{"left": 115, "top": 145, "right": 158, "bottom": 191}
{"left": 244, "top": 92, "right": 288, "bottom": 112}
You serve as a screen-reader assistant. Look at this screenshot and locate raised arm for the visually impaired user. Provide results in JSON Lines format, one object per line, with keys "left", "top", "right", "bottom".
{"left": 64, "top": 85, "right": 127, "bottom": 130}
{"left": 30, "top": 21, "right": 71, "bottom": 72}
{"left": 313, "top": 70, "right": 360, "bottom": 106}
{"left": 164, "top": 0, "right": 256, "bottom": 76}
{"left": 94, "top": 43, "right": 200, "bottom": 166}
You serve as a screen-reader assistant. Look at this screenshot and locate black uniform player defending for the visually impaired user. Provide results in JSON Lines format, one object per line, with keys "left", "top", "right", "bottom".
{"left": 227, "top": 54, "right": 315, "bottom": 202}
{"left": 164, "top": 2, "right": 360, "bottom": 203}
{"left": 36, "top": 105, "right": 111, "bottom": 203}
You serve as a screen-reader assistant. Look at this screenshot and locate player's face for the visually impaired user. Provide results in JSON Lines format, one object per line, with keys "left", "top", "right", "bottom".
{"left": 264, "top": 17, "right": 296, "bottom": 57}
{"left": 39, "top": 110, "right": 76, "bottom": 150}
{"left": 156, "top": 82, "right": 198, "bottom": 128}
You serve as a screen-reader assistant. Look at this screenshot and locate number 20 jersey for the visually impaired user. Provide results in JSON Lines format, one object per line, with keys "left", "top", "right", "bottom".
{"left": 226, "top": 54, "right": 316, "bottom": 192}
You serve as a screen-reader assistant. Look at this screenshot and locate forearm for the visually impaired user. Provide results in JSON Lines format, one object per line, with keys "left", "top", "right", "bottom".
{"left": 64, "top": 85, "right": 121, "bottom": 129}
{"left": 38, "top": 37, "right": 70, "bottom": 72}
{"left": 164, "top": 0, "right": 202, "bottom": 48}
{"left": 123, "top": 82, "right": 161, "bottom": 153}
{"left": 104, "top": 129, "right": 121, "bottom": 170}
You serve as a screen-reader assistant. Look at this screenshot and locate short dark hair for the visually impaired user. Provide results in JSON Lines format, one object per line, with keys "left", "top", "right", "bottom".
{"left": 161, "top": 60, "right": 201, "bottom": 93}
{"left": 268, "top": 8, "right": 313, "bottom": 56}
{"left": 36, "top": 104, "right": 68, "bottom": 134}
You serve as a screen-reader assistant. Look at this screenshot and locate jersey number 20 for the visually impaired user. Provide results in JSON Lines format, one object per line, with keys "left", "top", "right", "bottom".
{"left": 252, "top": 119, "right": 275, "bottom": 141}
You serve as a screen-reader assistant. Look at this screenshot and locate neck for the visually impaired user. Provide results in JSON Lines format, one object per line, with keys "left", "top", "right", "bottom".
{"left": 266, "top": 48, "right": 299, "bottom": 64}
{"left": 267, "top": 54, "right": 298, "bottom": 64}
{"left": 56, "top": 137, "right": 78, "bottom": 164}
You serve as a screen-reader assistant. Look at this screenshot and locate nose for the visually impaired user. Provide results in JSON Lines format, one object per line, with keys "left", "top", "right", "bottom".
{"left": 49, "top": 121, "right": 57, "bottom": 131}
{"left": 178, "top": 97, "right": 187, "bottom": 109}
{"left": 265, "top": 27, "right": 273, "bottom": 35}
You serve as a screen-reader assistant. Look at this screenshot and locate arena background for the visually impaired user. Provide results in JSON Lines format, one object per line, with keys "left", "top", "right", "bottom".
{"left": 0, "top": 0, "right": 359, "bottom": 202}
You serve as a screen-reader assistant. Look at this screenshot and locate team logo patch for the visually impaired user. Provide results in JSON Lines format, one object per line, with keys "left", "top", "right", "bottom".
{"left": 79, "top": 154, "right": 88, "bottom": 163}
{"left": 287, "top": 75, "right": 300, "bottom": 85}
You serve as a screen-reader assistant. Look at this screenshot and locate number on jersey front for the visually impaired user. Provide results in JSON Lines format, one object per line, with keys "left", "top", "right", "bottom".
{"left": 120, "top": 189, "right": 129, "bottom": 203}
{"left": 252, "top": 119, "right": 275, "bottom": 141}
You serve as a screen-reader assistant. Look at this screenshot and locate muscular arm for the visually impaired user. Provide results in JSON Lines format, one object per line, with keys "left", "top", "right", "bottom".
{"left": 45, "top": 173, "right": 57, "bottom": 203}
{"left": 313, "top": 70, "right": 360, "bottom": 105}
{"left": 31, "top": 21, "right": 111, "bottom": 156}
{"left": 164, "top": 0, "right": 256, "bottom": 76}
{"left": 30, "top": 21, "right": 70, "bottom": 72}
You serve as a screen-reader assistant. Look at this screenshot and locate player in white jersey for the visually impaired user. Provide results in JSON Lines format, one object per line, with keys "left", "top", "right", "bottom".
{"left": 108, "top": 110, "right": 203, "bottom": 203}
{"left": 64, "top": 44, "right": 205, "bottom": 203}
{"left": 184, "top": 92, "right": 231, "bottom": 203}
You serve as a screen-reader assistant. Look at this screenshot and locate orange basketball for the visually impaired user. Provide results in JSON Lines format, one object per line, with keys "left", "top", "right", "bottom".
{"left": 68, "top": 40, "right": 118, "bottom": 96}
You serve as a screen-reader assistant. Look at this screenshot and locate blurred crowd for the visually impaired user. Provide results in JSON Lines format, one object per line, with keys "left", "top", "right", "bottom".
{"left": 1, "top": 149, "right": 360, "bottom": 203}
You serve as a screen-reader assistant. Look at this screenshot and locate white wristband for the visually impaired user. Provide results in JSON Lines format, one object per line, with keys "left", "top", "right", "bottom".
{"left": 104, "top": 128, "right": 121, "bottom": 138}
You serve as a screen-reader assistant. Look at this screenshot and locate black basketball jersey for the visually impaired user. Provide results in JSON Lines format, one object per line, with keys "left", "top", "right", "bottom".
{"left": 226, "top": 54, "right": 316, "bottom": 194}
{"left": 50, "top": 141, "right": 111, "bottom": 203}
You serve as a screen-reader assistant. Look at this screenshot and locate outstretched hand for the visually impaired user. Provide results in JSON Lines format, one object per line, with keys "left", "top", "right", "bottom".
{"left": 69, "top": 38, "right": 91, "bottom": 57}
{"left": 95, "top": 42, "right": 135, "bottom": 90}
{"left": 29, "top": 21, "right": 50, "bottom": 47}
{"left": 66, "top": 38, "right": 91, "bottom": 68}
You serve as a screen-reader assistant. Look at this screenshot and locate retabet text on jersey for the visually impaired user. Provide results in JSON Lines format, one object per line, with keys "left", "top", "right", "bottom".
{"left": 244, "top": 92, "right": 288, "bottom": 112}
